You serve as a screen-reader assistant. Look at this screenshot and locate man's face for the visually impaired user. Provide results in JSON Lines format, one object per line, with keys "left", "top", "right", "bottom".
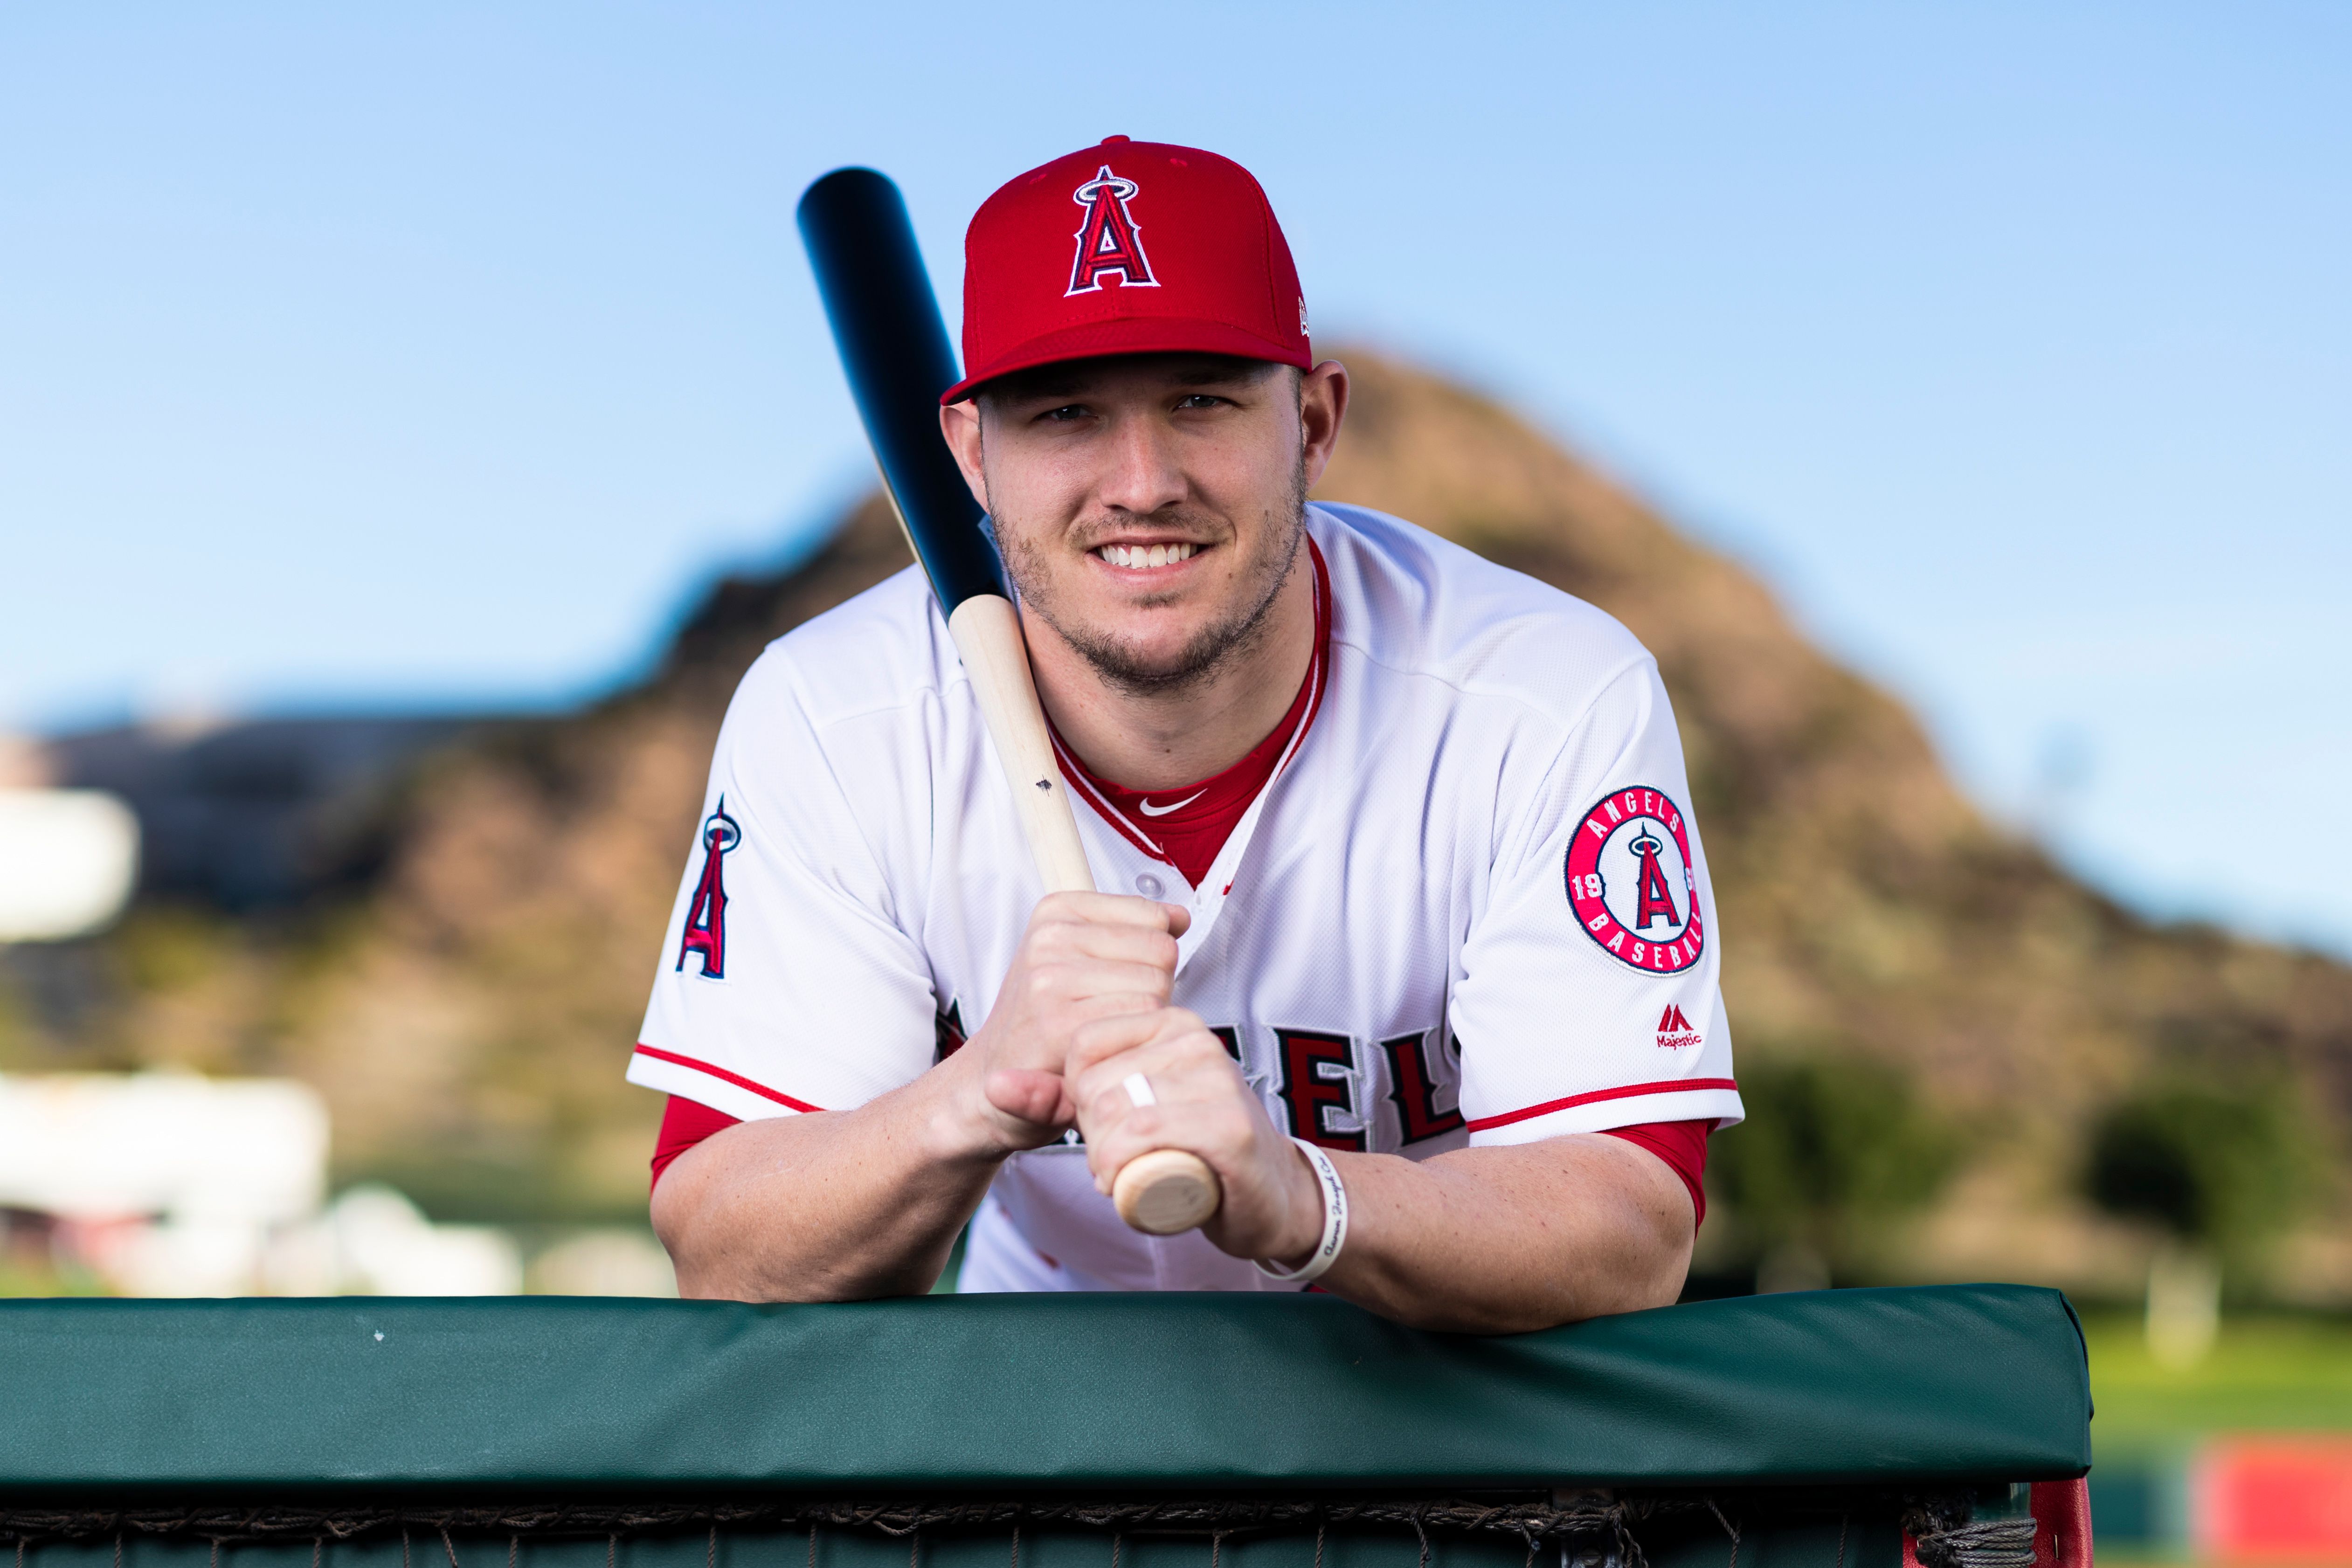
{"left": 942, "top": 353, "right": 1347, "bottom": 694}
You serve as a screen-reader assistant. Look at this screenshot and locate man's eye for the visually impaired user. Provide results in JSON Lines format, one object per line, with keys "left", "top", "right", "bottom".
{"left": 1038, "top": 404, "right": 1090, "bottom": 423}
{"left": 1176, "top": 394, "right": 1228, "bottom": 410}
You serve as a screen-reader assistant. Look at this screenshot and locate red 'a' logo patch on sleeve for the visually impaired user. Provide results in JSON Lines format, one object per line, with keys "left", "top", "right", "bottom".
{"left": 676, "top": 800, "right": 740, "bottom": 979}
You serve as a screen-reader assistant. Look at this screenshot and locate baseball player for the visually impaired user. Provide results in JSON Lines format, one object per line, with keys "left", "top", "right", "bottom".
{"left": 630, "top": 138, "right": 1741, "bottom": 1331}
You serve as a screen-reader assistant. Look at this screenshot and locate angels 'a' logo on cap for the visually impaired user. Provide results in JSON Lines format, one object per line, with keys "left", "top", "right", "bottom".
{"left": 1067, "top": 165, "right": 1158, "bottom": 297}
{"left": 1564, "top": 786, "right": 1705, "bottom": 974}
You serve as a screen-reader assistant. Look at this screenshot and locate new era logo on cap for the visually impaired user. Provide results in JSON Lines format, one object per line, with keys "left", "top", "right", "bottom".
{"left": 944, "top": 135, "right": 1311, "bottom": 403}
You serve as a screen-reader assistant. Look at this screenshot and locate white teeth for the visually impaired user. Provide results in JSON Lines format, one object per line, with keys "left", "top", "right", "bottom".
{"left": 1097, "top": 542, "right": 1196, "bottom": 569}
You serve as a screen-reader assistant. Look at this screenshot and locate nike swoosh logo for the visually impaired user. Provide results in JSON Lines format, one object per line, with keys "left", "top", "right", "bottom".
{"left": 1137, "top": 790, "right": 1206, "bottom": 817}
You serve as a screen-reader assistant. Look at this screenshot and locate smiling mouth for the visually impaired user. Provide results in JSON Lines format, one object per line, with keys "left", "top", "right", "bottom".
{"left": 1093, "top": 542, "right": 1200, "bottom": 570}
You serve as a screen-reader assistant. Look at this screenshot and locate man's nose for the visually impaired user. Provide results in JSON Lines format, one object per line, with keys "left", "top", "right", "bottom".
{"left": 1095, "top": 414, "right": 1187, "bottom": 518}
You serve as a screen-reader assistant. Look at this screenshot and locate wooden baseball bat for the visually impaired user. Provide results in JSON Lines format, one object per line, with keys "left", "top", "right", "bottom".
{"left": 796, "top": 167, "right": 1221, "bottom": 1238}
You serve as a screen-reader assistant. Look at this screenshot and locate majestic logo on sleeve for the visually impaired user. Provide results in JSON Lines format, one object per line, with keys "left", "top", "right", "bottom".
{"left": 1565, "top": 787, "right": 1705, "bottom": 974}
{"left": 1066, "top": 166, "right": 1158, "bottom": 296}
{"left": 675, "top": 800, "right": 740, "bottom": 979}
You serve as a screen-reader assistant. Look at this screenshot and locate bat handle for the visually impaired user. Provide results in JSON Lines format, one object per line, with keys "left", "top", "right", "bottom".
{"left": 943, "top": 594, "right": 1227, "bottom": 1236}
{"left": 1112, "top": 1149, "right": 1224, "bottom": 1236}
{"left": 945, "top": 595, "right": 1095, "bottom": 892}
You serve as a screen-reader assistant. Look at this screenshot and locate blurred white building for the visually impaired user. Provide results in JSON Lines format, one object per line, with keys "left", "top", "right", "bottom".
{"left": 264, "top": 1184, "right": 523, "bottom": 1297}
{"left": 0, "top": 1071, "right": 522, "bottom": 1296}
{"left": 0, "top": 787, "right": 140, "bottom": 941}
{"left": 0, "top": 729, "right": 664, "bottom": 1299}
{"left": 0, "top": 1071, "right": 328, "bottom": 1294}
{"left": 527, "top": 1226, "right": 678, "bottom": 1297}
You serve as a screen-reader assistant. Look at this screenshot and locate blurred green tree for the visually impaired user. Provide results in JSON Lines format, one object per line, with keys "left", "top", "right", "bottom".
{"left": 2084, "top": 1082, "right": 2315, "bottom": 1254}
{"left": 2082, "top": 1079, "right": 2321, "bottom": 1364}
{"left": 1709, "top": 1050, "right": 1960, "bottom": 1289}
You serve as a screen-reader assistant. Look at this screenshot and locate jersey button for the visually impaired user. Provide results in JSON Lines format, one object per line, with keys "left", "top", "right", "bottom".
{"left": 1134, "top": 872, "right": 1165, "bottom": 899}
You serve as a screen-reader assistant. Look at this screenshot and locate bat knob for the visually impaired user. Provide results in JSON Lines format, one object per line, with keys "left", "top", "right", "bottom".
{"left": 1111, "top": 1149, "right": 1223, "bottom": 1236}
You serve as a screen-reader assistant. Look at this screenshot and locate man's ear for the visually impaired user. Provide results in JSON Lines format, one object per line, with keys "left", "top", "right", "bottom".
{"left": 1298, "top": 360, "right": 1350, "bottom": 492}
{"left": 940, "top": 399, "right": 990, "bottom": 512}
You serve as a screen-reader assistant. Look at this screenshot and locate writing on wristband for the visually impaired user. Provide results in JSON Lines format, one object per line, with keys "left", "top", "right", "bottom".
{"left": 1255, "top": 1137, "right": 1348, "bottom": 1285}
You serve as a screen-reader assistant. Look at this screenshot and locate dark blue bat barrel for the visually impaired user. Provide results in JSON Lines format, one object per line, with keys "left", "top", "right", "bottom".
{"left": 797, "top": 167, "right": 1009, "bottom": 613}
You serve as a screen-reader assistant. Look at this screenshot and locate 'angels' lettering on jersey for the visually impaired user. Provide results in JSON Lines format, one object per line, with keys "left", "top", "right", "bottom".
{"left": 626, "top": 504, "right": 1742, "bottom": 1293}
{"left": 1385, "top": 1030, "right": 1467, "bottom": 1142}
{"left": 941, "top": 1017, "right": 1467, "bottom": 1155}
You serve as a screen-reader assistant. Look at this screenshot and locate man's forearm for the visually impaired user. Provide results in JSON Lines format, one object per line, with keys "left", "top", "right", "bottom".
{"left": 651, "top": 1071, "right": 1000, "bottom": 1301}
{"left": 650, "top": 894, "right": 1197, "bottom": 1301}
{"left": 1309, "top": 1135, "right": 1694, "bottom": 1333}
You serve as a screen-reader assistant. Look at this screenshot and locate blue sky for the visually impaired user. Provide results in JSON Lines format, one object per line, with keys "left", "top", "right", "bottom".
{"left": 3, "top": 4, "right": 2345, "bottom": 955}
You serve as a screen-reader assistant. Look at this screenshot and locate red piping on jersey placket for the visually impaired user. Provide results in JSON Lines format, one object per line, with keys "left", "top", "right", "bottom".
{"left": 1465, "top": 1077, "right": 1739, "bottom": 1133}
{"left": 633, "top": 1043, "right": 827, "bottom": 1115}
{"left": 1049, "top": 536, "right": 1333, "bottom": 878}
{"left": 1052, "top": 745, "right": 1169, "bottom": 862}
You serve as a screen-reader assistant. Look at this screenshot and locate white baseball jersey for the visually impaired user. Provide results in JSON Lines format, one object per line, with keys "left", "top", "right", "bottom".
{"left": 627, "top": 503, "right": 1742, "bottom": 1291}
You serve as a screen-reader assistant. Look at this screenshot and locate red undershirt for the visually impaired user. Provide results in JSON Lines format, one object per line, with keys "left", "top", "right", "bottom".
{"left": 649, "top": 539, "right": 1712, "bottom": 1226}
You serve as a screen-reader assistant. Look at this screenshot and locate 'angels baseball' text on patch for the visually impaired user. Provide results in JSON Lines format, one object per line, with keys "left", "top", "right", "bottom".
{"left": 1565, "top": 786, "right": 1705, "bottom": 974}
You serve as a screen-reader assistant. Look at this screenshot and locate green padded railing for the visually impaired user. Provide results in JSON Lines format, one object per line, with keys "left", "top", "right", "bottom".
{"left": 0, "top": 1284, "right": 2087, "bottom": 1495}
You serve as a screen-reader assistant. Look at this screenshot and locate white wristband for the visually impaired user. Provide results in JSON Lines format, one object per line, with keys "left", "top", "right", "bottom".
{"left": 1255, "top": 1137, "right": 1349, "bottom": 1285}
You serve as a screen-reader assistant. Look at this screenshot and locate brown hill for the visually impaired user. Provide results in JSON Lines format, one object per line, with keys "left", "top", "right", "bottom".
{"left": 9, "top": 352, "right": 2348, "bottom": 1289}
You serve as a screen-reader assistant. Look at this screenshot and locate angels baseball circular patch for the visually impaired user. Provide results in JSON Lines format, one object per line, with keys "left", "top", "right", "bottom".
{"left": 1564, "top": 786, "right": 1705, "bottom": 974}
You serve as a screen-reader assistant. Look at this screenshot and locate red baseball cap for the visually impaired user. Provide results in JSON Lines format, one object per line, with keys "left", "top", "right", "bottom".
{"left": 941, "top": 136, "right": 1311, "bottom": 404}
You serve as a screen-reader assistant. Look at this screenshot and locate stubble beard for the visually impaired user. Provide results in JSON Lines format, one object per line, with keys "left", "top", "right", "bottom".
{"left": 993, "top": 467, "right": 1308, "bottom": 698}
